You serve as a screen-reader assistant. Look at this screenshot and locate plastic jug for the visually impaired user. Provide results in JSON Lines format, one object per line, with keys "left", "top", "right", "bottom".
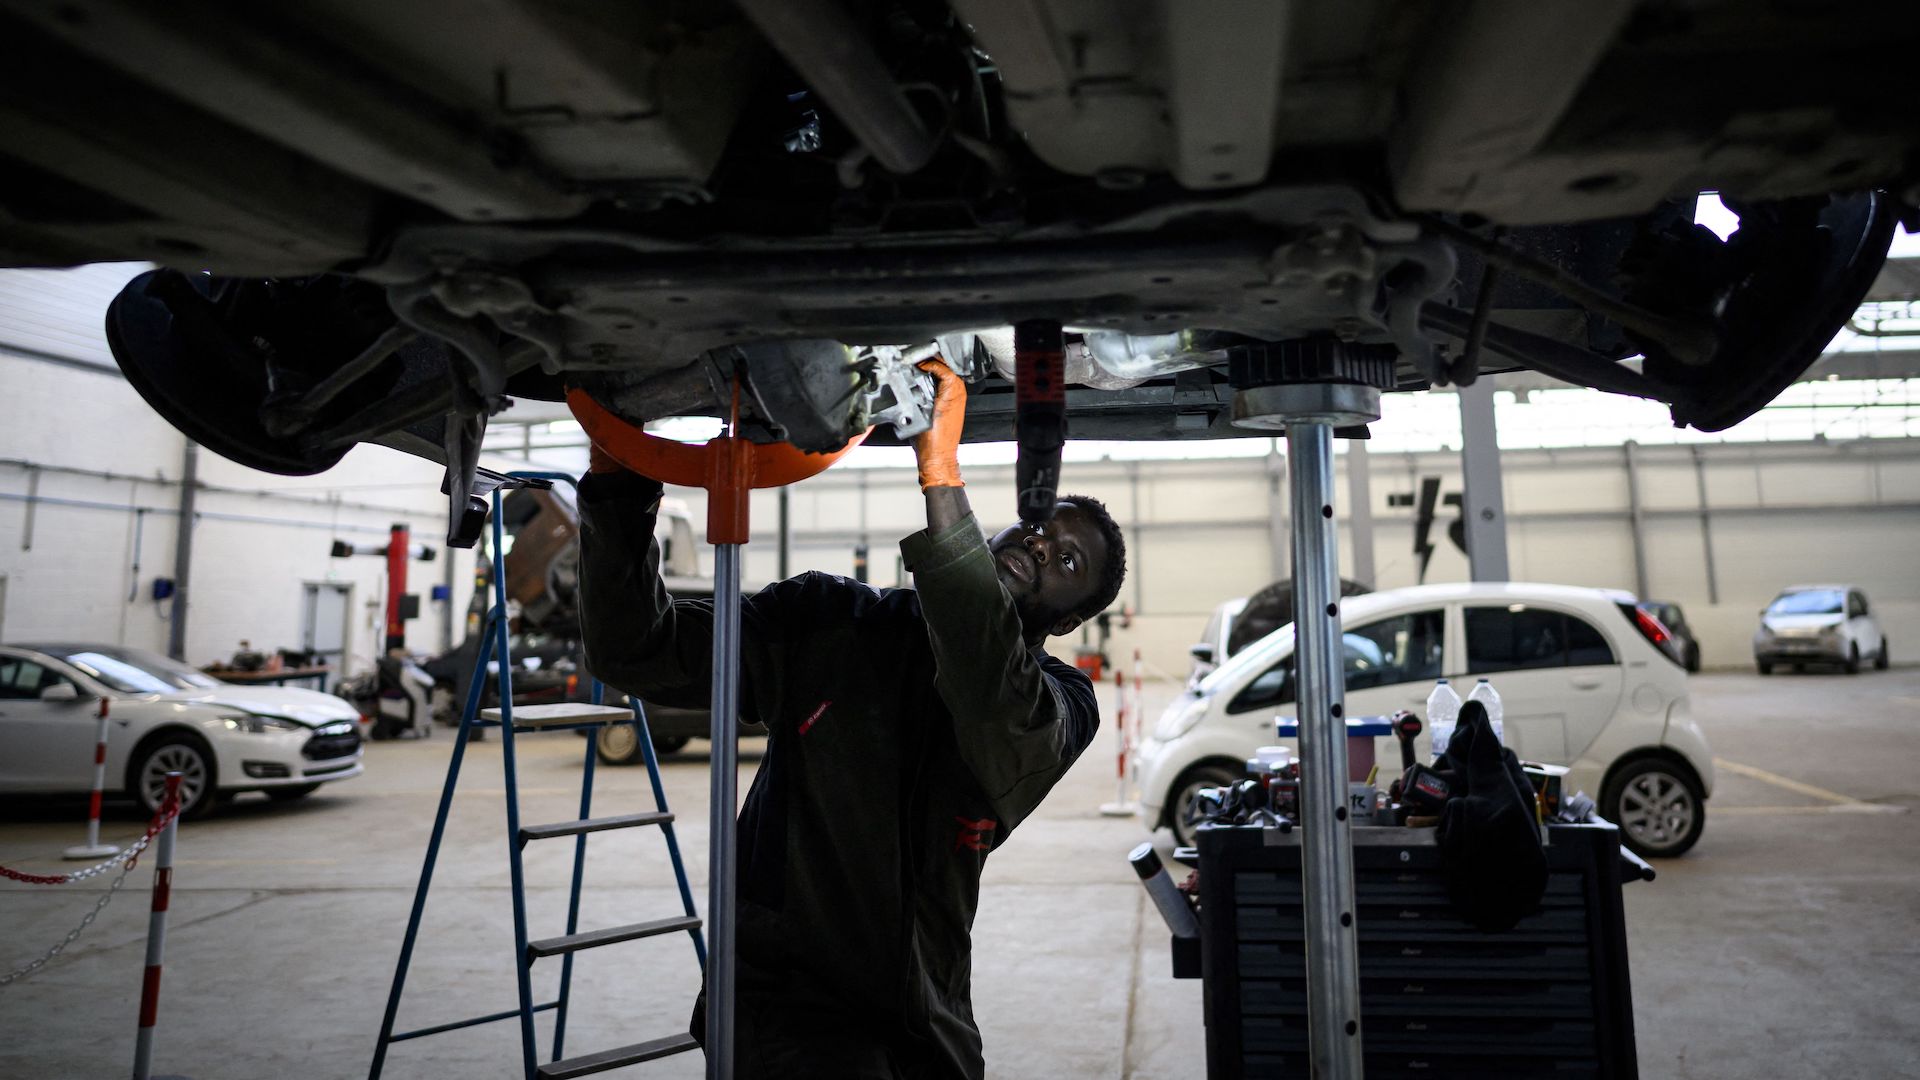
{"left": 1426, "top": 679, "right": 1462, "bottom": 760}
{"left": 1467, "top": 677, "right": 1505, "bottom": 745}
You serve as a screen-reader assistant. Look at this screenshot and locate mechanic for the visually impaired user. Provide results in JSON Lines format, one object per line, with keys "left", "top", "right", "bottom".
{"left": 575, "top": 359, "right": 1127, "bottom": 1078}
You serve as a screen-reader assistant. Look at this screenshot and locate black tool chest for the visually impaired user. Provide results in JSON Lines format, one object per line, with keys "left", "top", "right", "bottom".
{"left": 1191, "top": 823, "right": 1637, "bottom": 1078}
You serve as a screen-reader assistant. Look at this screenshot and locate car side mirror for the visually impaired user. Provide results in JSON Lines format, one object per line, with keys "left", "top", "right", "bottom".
{"left": 1189, "top": 643, "right": 1214, "bottom": 664}
{"left": 39, "top": 682, "right": 80, "bottom": 703}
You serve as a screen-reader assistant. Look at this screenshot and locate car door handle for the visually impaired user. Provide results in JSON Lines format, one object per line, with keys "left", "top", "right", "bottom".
{"left": 1570, "top": 676, "right": 1604, "bottom": 690}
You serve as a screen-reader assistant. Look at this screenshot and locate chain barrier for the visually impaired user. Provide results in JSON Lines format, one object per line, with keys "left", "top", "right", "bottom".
{"left": 0, "top": 794, "right": 181, "bottom": 986}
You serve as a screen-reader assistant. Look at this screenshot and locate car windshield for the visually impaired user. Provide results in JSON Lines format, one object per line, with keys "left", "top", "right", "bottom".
{"left": 1767, "top": 590, "right": 1844, "bottom": 616}
{"left": 51, "top": 647, "right": 225, "bottom": 694}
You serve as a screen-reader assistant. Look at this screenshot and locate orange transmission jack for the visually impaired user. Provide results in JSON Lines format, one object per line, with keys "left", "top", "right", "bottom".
{"left": 564, "top": 382, "right": 866, "bottom": 1074}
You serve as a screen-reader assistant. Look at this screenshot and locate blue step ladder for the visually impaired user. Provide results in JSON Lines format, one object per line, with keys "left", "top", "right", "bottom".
{"left": 370, "top": 472, "right": 707, "bottom": 1080}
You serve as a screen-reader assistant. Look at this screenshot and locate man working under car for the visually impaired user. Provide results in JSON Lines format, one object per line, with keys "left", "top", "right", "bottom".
{"left": 575, "top": 359, "right": 1127, "bottom": 1078}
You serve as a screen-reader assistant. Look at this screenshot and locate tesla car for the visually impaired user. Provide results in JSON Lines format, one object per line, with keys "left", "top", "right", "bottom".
{"left": 1134, "top": 582, "right": 1714, "bottom": 857}
{"left": 0, "top": 643, "right": 364, "bottom": 818}
{"left": 0, "top": 2, "right": 1911, "bottom": 537}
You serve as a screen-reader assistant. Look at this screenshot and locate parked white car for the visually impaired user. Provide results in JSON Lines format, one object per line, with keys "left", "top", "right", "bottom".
{"left": 1753, "top": 584, "right": 1889, "bottom": 675}
{"left": 0, "top": 644, "right": 364, "bottom": 818}
{"left": 1134, "top": 583, "right": 1715, "bottom": 857}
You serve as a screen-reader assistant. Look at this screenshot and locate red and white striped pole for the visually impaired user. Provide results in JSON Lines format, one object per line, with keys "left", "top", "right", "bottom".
{"left": 63, "top": 697, "right": 119, "bottom": 860}
{"left": 1100, "top": 669, "right": 1133, "bottom": 816}
{"left": 132, "top": 772, "right": 182, "bottom": 1080}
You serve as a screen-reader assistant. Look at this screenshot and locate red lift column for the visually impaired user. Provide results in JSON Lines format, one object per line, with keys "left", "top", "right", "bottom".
{"left": 385, "top": 523, "right": 408, "bottom": 651}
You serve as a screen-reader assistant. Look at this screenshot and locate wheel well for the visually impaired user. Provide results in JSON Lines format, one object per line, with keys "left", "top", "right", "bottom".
{"left": 1160, "top": 756, "right": 1246, "bottom": 829}
{"left": 122, "top": 725, "right": 218, "bottom": 795}
{"left": 1600, "top": 748, "right": 1706, "bottom": 808}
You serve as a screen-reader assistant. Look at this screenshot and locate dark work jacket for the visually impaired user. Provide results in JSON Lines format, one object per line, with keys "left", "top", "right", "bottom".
{"left": 575, "top": 471, "right": 1100, "bottom": 1079}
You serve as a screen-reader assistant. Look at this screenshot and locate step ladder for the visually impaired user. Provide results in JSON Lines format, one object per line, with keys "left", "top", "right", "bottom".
{"left": 370, "top": 472, "right": 708, "bottom": 1080}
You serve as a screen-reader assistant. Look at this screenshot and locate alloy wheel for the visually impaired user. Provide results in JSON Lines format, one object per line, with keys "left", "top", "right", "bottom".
{"left": 1618, "top": 770, "right": 1696, "bottom": 853}
{"left": 143, "top": 743, "right": 208, "bottom": 813}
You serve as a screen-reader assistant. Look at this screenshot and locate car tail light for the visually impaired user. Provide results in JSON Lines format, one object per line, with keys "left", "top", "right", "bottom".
{"left": 1619, "top": 602, "right": 1684, "bottom": 667}
{"left": 566, "top": 673, "right": 579, "bottom": 698}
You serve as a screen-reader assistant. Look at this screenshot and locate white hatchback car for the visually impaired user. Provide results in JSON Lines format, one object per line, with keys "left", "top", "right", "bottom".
{"left": 1134, "top": 582, "right": 1715, "bottom": 857}
{"left": 0, "top": 643, "right": 364, "bottom": 818}
{"left": 1753, "top": 584, "right": 1889, "bottom": 675}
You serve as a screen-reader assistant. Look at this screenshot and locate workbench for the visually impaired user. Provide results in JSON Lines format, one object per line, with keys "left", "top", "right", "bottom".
{"left": 206, "top": 665, "right": 334, "bottom": 691}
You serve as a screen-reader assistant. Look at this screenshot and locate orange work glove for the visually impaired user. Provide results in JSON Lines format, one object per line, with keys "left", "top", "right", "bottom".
{"left": 913, "top": 357, "right": 967, "bottom": 490}
{"left": 587, "top": 438, "right": 627, "bottom": 475}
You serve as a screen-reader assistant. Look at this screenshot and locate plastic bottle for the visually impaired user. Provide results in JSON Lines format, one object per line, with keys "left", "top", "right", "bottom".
{"left": 1467, "top": 677, "right": 1504, "bottom": 745}
{"left": 1425, "top": 678, "right": 1462, "bottom": 760}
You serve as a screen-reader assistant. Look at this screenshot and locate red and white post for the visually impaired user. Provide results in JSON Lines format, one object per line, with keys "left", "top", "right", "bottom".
{"left": 132, "top": 772, "right": 182, "bottom": 1080}
{"left": 63, "top": 697, "right": 119, "bottom": 860}
{"left": 1099, "top": 668, "right": 1134, "bottom": 816}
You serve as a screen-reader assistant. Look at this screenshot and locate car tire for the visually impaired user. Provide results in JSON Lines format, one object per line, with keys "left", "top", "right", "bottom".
{"left": 1684, "top": 643, "right": 1701, "bottom": 674}
{"left": 1602, "top": 757, "right": 1706, "bottom": 858}
{"left": 131, "top": 733, "right": 218, "bottom": 820}
{"left": 1844, "top": 644, "right": 1861, "bottom": 675}
{"left": 595, "top": 724, "right": 692, "bottom": 766}
{"left": 1756, "top": 660, "right": 1772, "bottom": 675}
{"left": 267, "top": 783, "right": 322, "bottom": 802}
{"left": 1168, "top": 762, "right": 1243, "bottom": 849}
{"left": 1876, "top": 640, "right": 1890, "bottom": 670}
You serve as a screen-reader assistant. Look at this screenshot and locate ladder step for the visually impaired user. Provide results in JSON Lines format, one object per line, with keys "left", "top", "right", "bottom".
{"left": 482, "top": 702, "right": 634, "bottom": 730}
{"left": 527, "top": 915, "right": 702, "bottom": 960}
{"left": 519, "top": 811, "right": 672, "bottom": 844}
{"left": 536, "top": 1033, "right": 701, "bottom": 1079}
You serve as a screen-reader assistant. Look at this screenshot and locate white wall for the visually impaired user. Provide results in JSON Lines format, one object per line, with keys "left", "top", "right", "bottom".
{"left": 0, "top": 349, "right": 507, "bottom": 678}
{"left": 654, "top": 439, "right": 1920, "bottom": 676}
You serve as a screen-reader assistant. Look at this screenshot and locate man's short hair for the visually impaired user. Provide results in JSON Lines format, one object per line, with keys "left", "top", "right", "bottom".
{"left": 1062, "top": 493, "right": 1127, "bottom": 621}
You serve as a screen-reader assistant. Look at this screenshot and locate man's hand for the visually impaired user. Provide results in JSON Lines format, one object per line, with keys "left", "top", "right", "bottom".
{"left": 914, "top": 357, "right": 966, "bottom": 491}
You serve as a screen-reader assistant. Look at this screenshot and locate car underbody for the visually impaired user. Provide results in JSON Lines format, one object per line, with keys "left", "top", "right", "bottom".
{"left": 1, "top": 0, "right": 1916, "bottom": 540}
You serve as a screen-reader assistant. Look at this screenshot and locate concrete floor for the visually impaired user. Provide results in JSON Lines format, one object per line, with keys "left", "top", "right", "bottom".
{"left": 3, "top": 669, "right": 1918, "bottom": 1078}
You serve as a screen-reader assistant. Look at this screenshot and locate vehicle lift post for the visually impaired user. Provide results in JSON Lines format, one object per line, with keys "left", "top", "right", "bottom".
{"left": 1235, "top": 377, "right": 1382, "bottom": 1078}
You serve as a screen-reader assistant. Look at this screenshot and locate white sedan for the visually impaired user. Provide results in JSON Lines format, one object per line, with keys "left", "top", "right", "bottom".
{"left": 0, "top": 643, "right": 364, "bottom": 818}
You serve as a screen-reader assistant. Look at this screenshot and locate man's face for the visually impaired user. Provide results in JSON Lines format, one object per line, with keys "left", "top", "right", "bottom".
{"left": 987, "top": 502, "right": 1107, "bottom": 641}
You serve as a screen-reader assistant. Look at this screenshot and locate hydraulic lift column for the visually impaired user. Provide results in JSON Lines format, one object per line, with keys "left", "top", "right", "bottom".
{"left": 1229, "top": 341, "right": 1391, "bottom": 1078}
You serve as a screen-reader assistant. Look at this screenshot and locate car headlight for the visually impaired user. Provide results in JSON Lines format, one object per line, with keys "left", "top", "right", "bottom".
{"left": 1155, "top": 695, "right": 1207, "bottom": 742}
{"left": 219, "top": 713, "right": 304, "bottom": 734}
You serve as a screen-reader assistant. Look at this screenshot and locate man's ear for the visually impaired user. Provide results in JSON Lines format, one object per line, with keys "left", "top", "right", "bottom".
{"left": 1048, "top": 613, "right": 1084, "bottom": 638}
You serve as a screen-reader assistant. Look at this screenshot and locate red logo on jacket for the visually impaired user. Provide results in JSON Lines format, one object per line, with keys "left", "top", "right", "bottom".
{"left": 954, "top": 816, "right": 997, "bottom": 853}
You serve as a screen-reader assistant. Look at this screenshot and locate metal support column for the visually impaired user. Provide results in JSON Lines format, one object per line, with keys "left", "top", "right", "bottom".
{"left": 1456, "top": 380, "right": 1510, "bottom": 582}
{"left": 1690, "top": 446, "right": 1719, "bottom": 604}
{"left": 1345, "top": 437, "right": 1376, "bottom": 589}
{"left": 1265, "top": 440, "right": 1288, "bottom": 581}
{"left": 777, "top": 487, "right": 791, "bottom": 581}
{"left": 166, "top": 442, "right": 198, "bottom": 660}
{"left": 1623, "top": 441, "right": 1650, "bottom": 600}
{"left": 1232, "top": 378, "right": 1376, "bottom": 1079}
{"left": 707, "top": 543, "right": 741, "bottom": 1080}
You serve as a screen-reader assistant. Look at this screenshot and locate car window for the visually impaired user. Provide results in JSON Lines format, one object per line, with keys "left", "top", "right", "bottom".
{"left": 1565, "top": 614, "right": 1616, "bottom": 666}
{"left": 1768, "top": 590, "right": 1843, "bottom": 615}
{"left": 1858, "top": 593, "right": 1871, "bottom": 617}
{"left": 1848, "top": 592, "right": 1866, "bottom": 618}
{"left": 1227, "top": 610, "right": 1444, "bottom": 713}
{"left": 1467, "top": 605, "right": 1615, "bottom": 674}
{"left": 0, "top": 656, "right": 65, "bottom": 699}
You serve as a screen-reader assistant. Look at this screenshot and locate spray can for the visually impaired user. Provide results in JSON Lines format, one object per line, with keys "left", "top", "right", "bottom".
{"left": 1129, "top": 842, "right": 1200, "bottom": 939}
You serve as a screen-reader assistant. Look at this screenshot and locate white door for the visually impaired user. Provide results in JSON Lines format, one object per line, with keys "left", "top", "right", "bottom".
{"left": 1460, "top": 604, "right": 1625, "bottom": 764}
{"left": 1847, "top": 591, "right": 1884, "bottom": 659}
{"left": 0, "top": 654, "right": 97, "bottom": 790}
{"left": 303, "top": 583, "right": 351, "bottom": 687}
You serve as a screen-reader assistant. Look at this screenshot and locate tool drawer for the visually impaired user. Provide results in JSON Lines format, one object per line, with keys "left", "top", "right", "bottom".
{"left": 1193, "top": 823, "right": 1637, "bottom": 1079}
